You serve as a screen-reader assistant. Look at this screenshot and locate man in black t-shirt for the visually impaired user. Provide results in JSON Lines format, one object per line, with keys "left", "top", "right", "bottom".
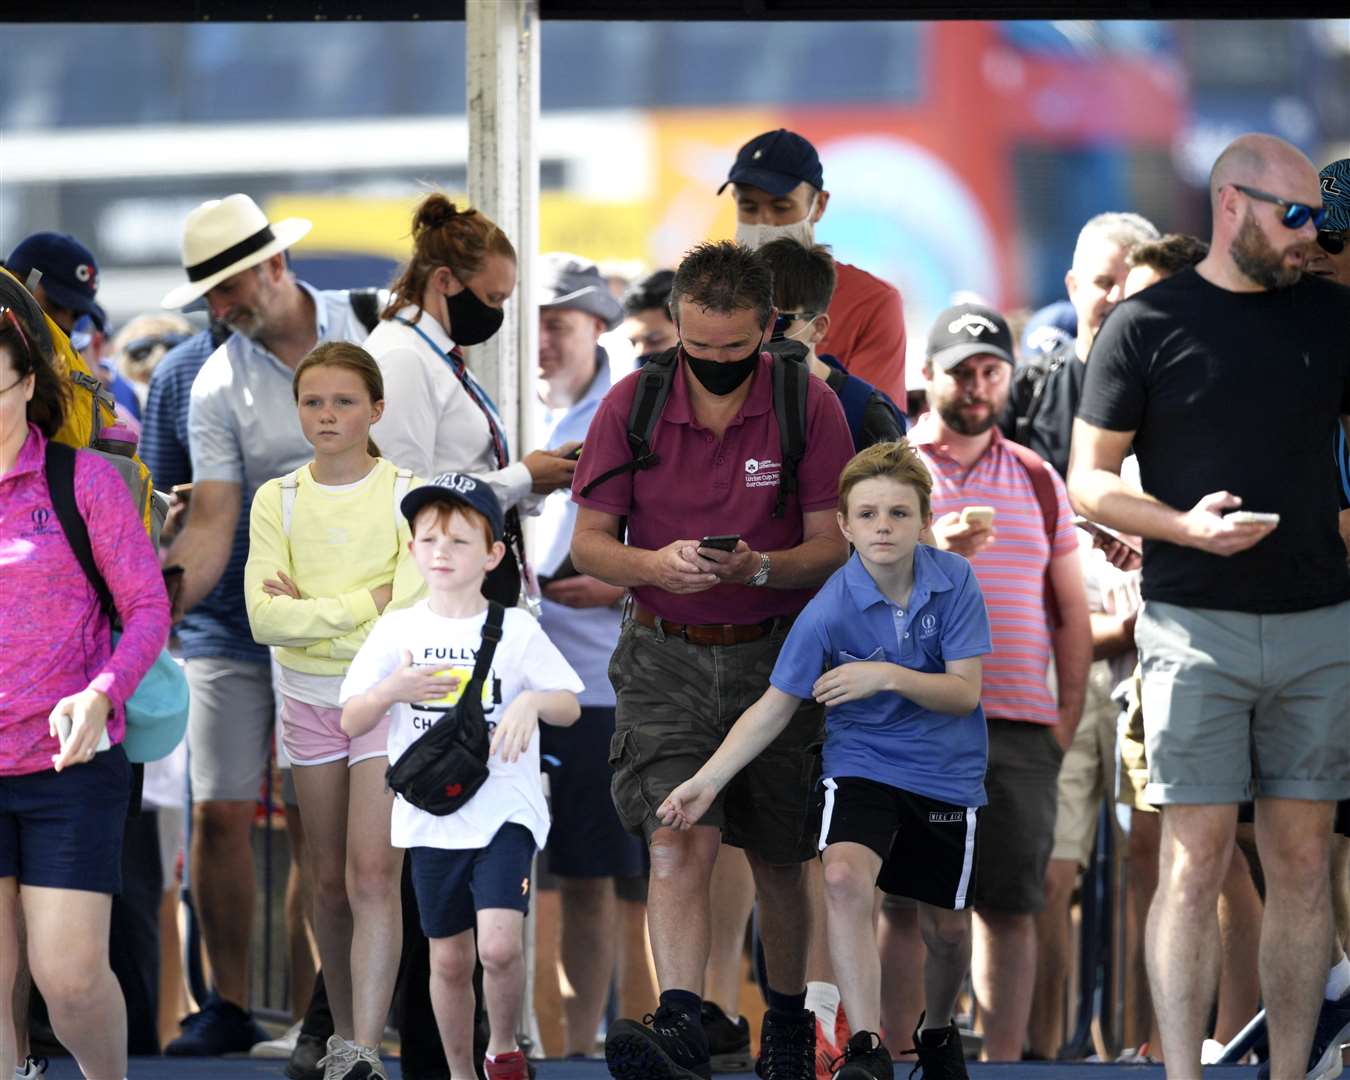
{"left": 1001, "top": 212, "right": 1158, "bottom": 478}
{"left": 1068, "top": 132, "right": 1350, "bottom": 1080}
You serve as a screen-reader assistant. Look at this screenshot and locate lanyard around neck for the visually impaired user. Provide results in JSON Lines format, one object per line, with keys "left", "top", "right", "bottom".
{"left": 399, "top": 317, "right": 511, "bottom": 468}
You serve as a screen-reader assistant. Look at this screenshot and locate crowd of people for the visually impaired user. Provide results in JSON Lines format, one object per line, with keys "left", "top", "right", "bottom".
{"left": 0, "top": 125, "right": 1348, "bottom": 1080}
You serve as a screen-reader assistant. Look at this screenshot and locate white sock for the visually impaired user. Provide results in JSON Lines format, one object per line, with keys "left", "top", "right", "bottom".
{"left": 1327, "top": 953, "right": 1350, "bottom": 1000}
{"left": 805, "top": 981, "right": 840, "bottom": 1039}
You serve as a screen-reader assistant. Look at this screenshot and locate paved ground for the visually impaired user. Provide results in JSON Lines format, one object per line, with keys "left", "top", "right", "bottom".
{"left": 36, "top": 1056, "right": 1263, "bottom": 1078}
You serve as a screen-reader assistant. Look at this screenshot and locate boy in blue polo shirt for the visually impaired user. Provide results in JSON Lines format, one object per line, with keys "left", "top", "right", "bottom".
{"left": 659, "top": 440, "right": 991, "bottom": 1080}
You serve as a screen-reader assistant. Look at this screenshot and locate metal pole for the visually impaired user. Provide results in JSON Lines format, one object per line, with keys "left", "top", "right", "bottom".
{"left": 466, "top": 0, "right": 540, "bottom": 462}
{"left": 466, "top": 0, "right": 541, "bottom": 1050}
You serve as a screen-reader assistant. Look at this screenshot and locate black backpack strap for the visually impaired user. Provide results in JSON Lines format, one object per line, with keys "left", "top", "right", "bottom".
{"left": 576, "top": 347, "right": 679, "bottom": 500}
{"left": 770, "top": 352, "right": 810, "bottom": 520}
{"left": 470, "top": 602, "right": 506, "bottom": 683}
{"left": 1012, "top": 352, "right": 1063, "bottom": 447}
{"left": 349, "top": 288, "right": 382, "bottom": 335}
{"left": 44, "top": 441, "right": 117, "bottom": 622}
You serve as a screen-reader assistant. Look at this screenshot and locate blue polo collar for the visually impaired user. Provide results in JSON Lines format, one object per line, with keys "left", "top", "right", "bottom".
{"left": 844, "top": 543, "right": 954, "bottom": 617}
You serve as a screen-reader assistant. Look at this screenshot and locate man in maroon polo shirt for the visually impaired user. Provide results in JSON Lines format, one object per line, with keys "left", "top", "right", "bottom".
{"left": 571, "top": 240, "right": 854, "bottom": 1080}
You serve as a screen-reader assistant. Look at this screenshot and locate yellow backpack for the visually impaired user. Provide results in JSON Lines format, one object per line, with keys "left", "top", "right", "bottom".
{"left": 2, "top": 266, "right": 157, "bottom": 538}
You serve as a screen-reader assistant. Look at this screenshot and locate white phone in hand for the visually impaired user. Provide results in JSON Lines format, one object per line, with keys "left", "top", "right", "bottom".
{"left": 1226, "top": 511, "right": 1280, "bottom": 526}
{"left": 54, "top": 711, "right": 112, "bottom": 754}
{"left": 961, "top": 505, "right": 996, "bottom": 528}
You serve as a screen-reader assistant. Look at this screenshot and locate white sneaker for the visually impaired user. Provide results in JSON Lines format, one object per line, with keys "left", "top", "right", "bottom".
{"left": 13, "top": 1057, "right": 47, "bottom": 1079}
{"left": 249, "top": 1020, "right": 303, "bottom": 1059}
{"left": 1201, "top": 1038, "right": 1225, "bottom": 1064}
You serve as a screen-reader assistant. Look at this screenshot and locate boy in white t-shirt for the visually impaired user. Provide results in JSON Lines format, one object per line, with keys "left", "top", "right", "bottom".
{"left": 340, "top": 473, "right": 582, "bottom": 1080}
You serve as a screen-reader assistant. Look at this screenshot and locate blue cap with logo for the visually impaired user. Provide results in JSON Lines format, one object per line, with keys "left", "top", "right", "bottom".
{"left": 1320, "top": 158, "right": 1350, "bottom": 233}
{"left": 718, "top": 129, "right": 824, "bottom": 197}
{"left": 401, "top": 472, "right": 505, "bottom": 541}
{"left": 3, "top": 232, "right": 104, "bottom": 331}
{"left": 1021, "top": 300, "right": 1077, "bottom": 360}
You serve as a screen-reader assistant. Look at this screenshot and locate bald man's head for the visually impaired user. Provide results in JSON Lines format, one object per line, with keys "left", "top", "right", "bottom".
{"left": 1209, "top": 133, "right": 1318, "bottom": 207}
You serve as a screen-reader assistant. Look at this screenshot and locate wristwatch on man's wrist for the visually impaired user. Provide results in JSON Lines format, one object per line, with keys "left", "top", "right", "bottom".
{"left": 746, "top": 551, "right": 771, "bottom": 587}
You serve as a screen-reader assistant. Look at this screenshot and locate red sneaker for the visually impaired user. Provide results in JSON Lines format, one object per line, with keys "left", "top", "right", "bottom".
{"left": 484, "top": 1049, "right": 530, "bottom": 1080}
{"left": 835, "top": 1003, "right": 852, "bottom": 1051}
{"left": 814, "top": 1014, "right": 840, "bottom": 1080}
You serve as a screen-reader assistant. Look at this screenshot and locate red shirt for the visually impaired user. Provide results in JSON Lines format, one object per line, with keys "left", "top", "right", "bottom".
{"left": 908, "top": 415, "right": 1078, "bottom": 727}
{"left": 818, "top": 262, "right": 907, "bottom": 407}
{"left": 572, "top": 352, "right": 854, "bottom": 625}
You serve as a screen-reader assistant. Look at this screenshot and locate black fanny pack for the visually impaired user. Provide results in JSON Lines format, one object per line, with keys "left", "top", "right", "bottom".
{"left": 385, "top": 602, "right": 505, "bottom": 816}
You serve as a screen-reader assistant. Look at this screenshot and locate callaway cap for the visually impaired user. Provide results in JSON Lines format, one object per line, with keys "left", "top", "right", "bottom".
{"left": 401, "top": 472, "right": 504, "bottom": 541}
{"left": 4, "top": 232, "right": 105, "bottom": 331}
{"left": 926, "top": 303, "right": 1016, "bottom": 372}
{"left": 538, "top": 252, "right": 623, "bottom": 331}
{"left": 718, "top": 129, "right": 824, "bottom": 197}
{"left": 1320, "top": 158, "right": 1350, "bottom": 233}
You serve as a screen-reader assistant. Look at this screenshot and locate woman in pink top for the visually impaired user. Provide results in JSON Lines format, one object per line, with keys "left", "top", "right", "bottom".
{"left": 0, "top": 305, "right": 170, "bottom": 1080}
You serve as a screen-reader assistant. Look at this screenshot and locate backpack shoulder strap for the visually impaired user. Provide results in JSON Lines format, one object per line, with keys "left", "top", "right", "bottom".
{"left": 349, "top": 288, "right": 382, "bottom": 335}
{"left": 769, "top": 351, "right": 810, "bottom": 520}
{"left": 1012, "top": 351, "right": 1066, "bottom": 446}
{"left": 1001, "top": 438, "right": 1063, "bottom": 627}
{"left": 392, "top": 468, "right": 414, "bottom": 522}
{"left": 279, "top": 468, "right": 304, "bottom": 536}
{"left": 44, "top": 441, "right": 116, "bottom": 621}
{"left": 577, "top": 347, "right": 679, "bottom": 500}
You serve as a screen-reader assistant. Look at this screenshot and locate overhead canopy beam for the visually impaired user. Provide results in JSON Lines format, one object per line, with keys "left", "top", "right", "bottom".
{"left": 20, "top": 0, "right": 1332, "bottom": 20}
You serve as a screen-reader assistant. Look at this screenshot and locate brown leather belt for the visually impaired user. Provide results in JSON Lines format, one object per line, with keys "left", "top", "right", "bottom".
{"left": 631, "top": 603, "right": 780, "bottom": 646}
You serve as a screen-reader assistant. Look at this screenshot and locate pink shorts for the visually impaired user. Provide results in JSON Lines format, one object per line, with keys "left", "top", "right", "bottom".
{"left": 281, "top": 696, "right": 390, "bottom": 768}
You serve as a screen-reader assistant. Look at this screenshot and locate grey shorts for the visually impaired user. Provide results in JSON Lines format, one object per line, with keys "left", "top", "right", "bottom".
{"left": 186, "top": 657, "right": 297, "bottom": 805}
{"left": 1136, "top": 600, "right": 1350, "bottom": 806}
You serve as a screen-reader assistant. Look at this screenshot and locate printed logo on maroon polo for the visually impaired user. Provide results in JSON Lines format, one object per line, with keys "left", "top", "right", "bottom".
{"left": 744, "top": 457, "right": 781, "bottom": 489}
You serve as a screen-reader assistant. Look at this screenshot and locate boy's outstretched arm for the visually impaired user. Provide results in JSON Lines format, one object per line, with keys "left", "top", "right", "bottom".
{"left": 657, "top": 686, "right": 802, "bottom": 830}
{"left": 812, "top": 657, "right": 982, "bottom": 716}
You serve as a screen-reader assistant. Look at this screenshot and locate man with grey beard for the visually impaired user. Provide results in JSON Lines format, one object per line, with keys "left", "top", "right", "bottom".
{"left": 1068, "top": 134, "right": 1350, "bottom": 1080}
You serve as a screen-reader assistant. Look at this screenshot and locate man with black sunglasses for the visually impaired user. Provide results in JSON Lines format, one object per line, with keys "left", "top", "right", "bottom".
{"left": 1068, "top": 132, "right": 1350, "bottom": 1080}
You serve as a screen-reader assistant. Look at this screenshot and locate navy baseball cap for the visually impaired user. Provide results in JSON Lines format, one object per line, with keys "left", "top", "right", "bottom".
{"left": 927, "top": 303, "right": 1016, "bottom": 372}
{"left": 4, "top": 232, "right": 104, "bottom": 331}
{"left": 718, "top": 129, "right": 824, "bottom": 197}
{"left": 1320, "top": 158, "right": 1350, "bottom": 233}
{"left": 1021, "top": 300, "right": 1077, "bottom": 359}
{"left": 401, "top": 472, "right": 504, "bottom": 541}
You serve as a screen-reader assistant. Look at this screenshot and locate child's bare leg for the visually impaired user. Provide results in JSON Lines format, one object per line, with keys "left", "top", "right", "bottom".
{"left": 821, "top": 842, "right": 884, "bottom": 1033}
{"left": 428, "top": 930, "right": 478, "bottom": 1079}
{"left": 477, "top": 909, "right": 526, "bottom": 1057}
{"left": 917, "top": 902, "right": 973, "bottom": 1027}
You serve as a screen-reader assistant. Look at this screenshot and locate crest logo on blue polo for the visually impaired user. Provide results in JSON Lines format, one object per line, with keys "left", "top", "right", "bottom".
{"left": 744, "top": 457, "right": 781, "bottom": 489}
{"left": 919, "top": 612, "right": 939, "bottom": 639}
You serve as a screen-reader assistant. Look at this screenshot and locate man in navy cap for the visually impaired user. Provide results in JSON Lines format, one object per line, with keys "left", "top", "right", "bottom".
{"left": 720, "top": 129, "right": 907, "bottom": 406}
{"left": 4, "top": 231, "right": 105, "bottom": 335}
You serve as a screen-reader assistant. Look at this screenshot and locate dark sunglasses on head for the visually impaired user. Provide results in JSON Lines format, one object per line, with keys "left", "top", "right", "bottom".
{"left": 1317, "top": 229, "right": 1347, "bottom": 256}
{"left": 1231, "top": 183, "right": 1328, "bottom": 230}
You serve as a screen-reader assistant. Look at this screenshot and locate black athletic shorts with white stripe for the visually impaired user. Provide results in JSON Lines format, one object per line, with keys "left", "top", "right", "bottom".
{"left": 819, "top": 776, "right": 980, "bottom": 910}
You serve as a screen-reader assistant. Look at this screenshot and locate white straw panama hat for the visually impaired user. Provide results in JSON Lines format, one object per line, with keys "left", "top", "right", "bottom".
{"left": 161, "top": 194, "right": 312, "bottom": 310}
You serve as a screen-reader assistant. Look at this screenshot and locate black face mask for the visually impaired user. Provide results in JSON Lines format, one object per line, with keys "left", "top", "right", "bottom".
{"left": 445, "top": 283, "right": 505, "bottom": 346}
{"left": 682, "top": 342, "right": 762, "bottom": 396}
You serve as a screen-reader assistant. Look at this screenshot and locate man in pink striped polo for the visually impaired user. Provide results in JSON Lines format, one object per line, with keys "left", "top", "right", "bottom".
{"left": 907, "top": 303, "right": 1091, "bottom": 1062}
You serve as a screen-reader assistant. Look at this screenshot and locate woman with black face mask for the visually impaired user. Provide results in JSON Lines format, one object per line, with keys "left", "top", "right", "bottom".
{"left": 358, "top": 192, "right": 579, "bottom": 1080}
{"left": 365, "top": 192, "right": 577, "bottom": 507}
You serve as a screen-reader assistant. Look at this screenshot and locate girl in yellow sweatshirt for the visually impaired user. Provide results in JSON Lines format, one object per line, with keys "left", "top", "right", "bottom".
{"left": 246, "top": 341, "right": 423, "bottom": 1080}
